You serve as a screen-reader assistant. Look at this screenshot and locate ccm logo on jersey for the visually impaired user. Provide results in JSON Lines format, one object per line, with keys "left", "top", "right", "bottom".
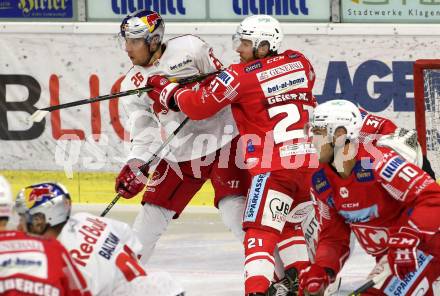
{"left": 257, "top": 61, "right": 304, "bottom": 82}
{"left": 216, "top": 71, "right": 234, "bottom": 86}
{"left": 261, "top": 71, "right": 308, "bottom": 97}
{"left": 379, "top": 155, "right": 405, "bottom": 181}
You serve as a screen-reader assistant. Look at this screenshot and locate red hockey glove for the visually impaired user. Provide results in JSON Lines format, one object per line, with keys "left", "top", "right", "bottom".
{"left": 115, "top": 159, "right": 149, "bottom": 199}
{"left": 147, "top": 75, "right": 181, "bottom": 111}
{"left": 387, "top": 228, "right": 420, "bottom": 280}
{"left": 299, "top": 264, "right": 332, "bottom": 296}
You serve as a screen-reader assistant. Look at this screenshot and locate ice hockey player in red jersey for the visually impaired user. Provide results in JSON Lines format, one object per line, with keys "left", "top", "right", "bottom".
{"left": 15, "top": 182, "right": 185, "bottom": 296}
{"left": 0, "top": 176, "right": 91, "bottom": 296}
{"left": 147, "top": 14, "right": 318, "bottom": 296}
{"left": 299, "top": 99, "right": 440, "bottom": 295}
{"left": 356, "top": 106, "right": 436, "bottom": 179}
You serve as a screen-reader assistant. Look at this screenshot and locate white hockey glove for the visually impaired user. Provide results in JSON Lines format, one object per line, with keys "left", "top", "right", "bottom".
{"left": 376, "top": 128, "right": 423, "bottom": 168}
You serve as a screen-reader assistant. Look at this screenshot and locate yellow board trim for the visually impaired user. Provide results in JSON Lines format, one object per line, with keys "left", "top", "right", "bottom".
{"left": 1, "top": 170, "right": 215, "bottom": 206}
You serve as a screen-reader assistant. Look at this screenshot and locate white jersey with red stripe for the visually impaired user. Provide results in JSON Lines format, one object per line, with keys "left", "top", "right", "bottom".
{"left": 58, "top": 212, "right": 146, "bottom": 296}
{"left": 121, "top": 34, "right": 238, "bottom": 163}
{"left": 0, "top": 230, "right": 90, "bottom": 296}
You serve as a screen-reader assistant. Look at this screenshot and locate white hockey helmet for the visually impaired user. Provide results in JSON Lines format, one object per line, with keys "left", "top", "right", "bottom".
{"left": 119, "top": 9, "right": 165, "bottom": 44}
{"left": 233, "top": 14, "right": 283, "bottom": 52}
{"left": 0, "top": 176, "right": 13, "bottom": 219}
{"left": 312, "top": 100, "right": 363, "bottom": 140}
{"left": 18, "top": 182, "right": 71, "bottom": 230}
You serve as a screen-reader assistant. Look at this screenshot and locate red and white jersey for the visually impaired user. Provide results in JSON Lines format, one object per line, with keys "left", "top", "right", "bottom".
{"left": 358, "top": 108, "right": 397, "bottom": 142}
{"left": 0, "top": 230, "right": 90, "bottom": 296}
{"left": 311, "top": 145, "right": 440, "bottom": 275}
{"left": 58, "top": 212, "right": 146, "bottom": 296}
{"left": 121, "top": 34, "right": 238, "bottom": 162}
{"left": 175, "top": 50, "right": 318, "bottom": 175}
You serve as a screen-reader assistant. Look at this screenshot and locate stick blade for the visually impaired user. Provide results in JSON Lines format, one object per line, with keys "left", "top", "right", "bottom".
{"left": 28, "top": 110, "right": 49, "bottom": 123}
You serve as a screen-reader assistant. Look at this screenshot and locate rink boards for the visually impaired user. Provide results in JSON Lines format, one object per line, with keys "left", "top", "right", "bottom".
{"left": 2, "top": 170, "right": 214, "bottom": 206}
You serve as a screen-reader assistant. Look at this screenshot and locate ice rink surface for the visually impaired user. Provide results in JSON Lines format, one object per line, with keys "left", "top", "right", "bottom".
{"left": 75, "top": 204, "right": 376, "bottom": 296}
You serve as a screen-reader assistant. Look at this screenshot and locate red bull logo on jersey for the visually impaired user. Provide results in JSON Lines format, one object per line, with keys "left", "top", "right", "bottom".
{"left": 69, "top": 217, "right": 107, "bottom": 267}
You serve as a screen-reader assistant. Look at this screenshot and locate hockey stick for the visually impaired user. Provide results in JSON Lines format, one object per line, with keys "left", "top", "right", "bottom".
{"left": 29, "top": 71, "right": 221, "bottom": 123}
{"left": 29, "top": 86, "right": 152, "bottom": 123}
{"left": 348, "top": 270, "right": 390, "bottom": 296}
{"left": 100, "top": 116, "right": 190, "bottom": 217}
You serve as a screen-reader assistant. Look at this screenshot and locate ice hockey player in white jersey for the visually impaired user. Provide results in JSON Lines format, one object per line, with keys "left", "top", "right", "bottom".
{"left": 114, "top": 9, "right": 250, "bottom": 265}
{"left": 15, "top": 182, "right": 185, "bottom": 296}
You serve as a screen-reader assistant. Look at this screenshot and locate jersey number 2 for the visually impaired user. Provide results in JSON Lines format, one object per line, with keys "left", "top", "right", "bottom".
{"left": 268, "top": 104, "right": 313, "bottom": 144}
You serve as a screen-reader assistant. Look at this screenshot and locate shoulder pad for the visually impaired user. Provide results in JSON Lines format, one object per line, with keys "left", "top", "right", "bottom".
{"left": 375, "top": 149, "right": 406, "bottom": 181}
{"left": 284, "top": 50, "right": 304, "bottom": 60}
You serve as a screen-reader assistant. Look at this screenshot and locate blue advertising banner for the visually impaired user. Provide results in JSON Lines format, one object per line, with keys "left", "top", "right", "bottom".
{"left": 209, "top": 0, "right": 331, "bottom": 21}
{"left": 87, "top": 0, "right": 206, "bottom": 20}
{"left": 342, "top": 0, "right": 440, "bottom": 23}
{"left": 87, "top": 0, "right": 330, "bottom": 21}
{"left": 0, "top": 0, "right": 74, "bottom": 19}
